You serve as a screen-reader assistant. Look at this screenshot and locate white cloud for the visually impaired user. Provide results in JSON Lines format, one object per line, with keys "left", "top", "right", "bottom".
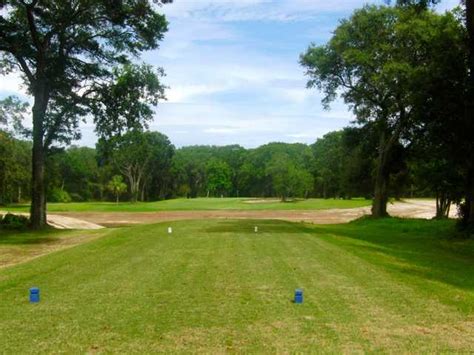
{"left": 161, "top": 0, "right": 388, "bottom": 22}
{"left": 279, "top": 88, "right": 312, "bottom": 103}
{"left": 166, "top": 83, "right": 231, "bottom": 103}
{"left": 203, "top": 127, "right": 239, "bottom": 134}
{"left": 0, "top": 72, "right": 26, "bottom": 96}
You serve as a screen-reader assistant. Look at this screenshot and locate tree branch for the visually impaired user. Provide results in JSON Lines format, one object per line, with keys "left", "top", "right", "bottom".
{"left": 13, "top": 55, "right": 34, "bottom": 83}
{"left": 21, "top": 0, "right": 42, "bottom": 50}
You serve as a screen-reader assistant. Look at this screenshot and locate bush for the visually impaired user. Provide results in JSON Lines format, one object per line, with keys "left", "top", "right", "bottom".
{"left": 48, "top": 188, "right": 72, "bottom": 203}
{"left": 69, "top": 193, "right": 84, "bottom": 202}
{"left": 0, "top": 213, "right": 30, "bottom": 230}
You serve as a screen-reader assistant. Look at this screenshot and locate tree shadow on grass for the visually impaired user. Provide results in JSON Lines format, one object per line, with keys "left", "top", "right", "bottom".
{"left": 202, "top": 218, "right": 474, "bottom": 292}
{"left": 314, "top": 218, "right": 474, "bottom": 292}
{"left": 0, "top": 230, "right": 59, "bottom": 245}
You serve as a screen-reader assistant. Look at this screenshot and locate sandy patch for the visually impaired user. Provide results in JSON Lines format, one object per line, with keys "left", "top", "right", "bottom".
{"left": 243, "top": 199, "right": 282, "bottom": 204}
{"left": 51, "top": 199, "right": 448, "bottom": 228}
{"left": 1, "top": 199, "right": 451, "bottom": 229}
{"left": 0, "top": 211, "right": 105, "bottom": 230}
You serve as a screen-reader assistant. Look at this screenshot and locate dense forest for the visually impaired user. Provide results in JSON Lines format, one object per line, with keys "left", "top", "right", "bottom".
{"left": 0, "top": 125, "right": 452, "bottom": 217}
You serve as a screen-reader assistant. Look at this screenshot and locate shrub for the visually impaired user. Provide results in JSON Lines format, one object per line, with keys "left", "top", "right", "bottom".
{"left": 0, "top": 213, "right": 30, "bottom": 230}
{"left": 69, "top": 193, "right": 84, "bottom": 202}
{"left": 48, "top": 188, "right": 72, "bottom": 203}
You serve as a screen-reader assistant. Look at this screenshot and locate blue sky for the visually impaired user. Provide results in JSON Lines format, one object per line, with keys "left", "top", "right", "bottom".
{"left": 0, "top": 0, "right": 459, "bottom": 148}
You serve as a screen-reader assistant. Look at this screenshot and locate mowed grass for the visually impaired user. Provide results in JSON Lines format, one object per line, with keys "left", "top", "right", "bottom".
{"left": 0, "top": 228, "right": 111, "bottom": 268}
{"left": 2, "top": 197, "right": 371, "bottom": 213}
{"left": 1, "top": 218, "right": 473, "bottom": 352}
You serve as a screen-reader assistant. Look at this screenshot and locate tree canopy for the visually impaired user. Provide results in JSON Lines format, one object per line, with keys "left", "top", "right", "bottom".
{"left": 0, "top": 0, "right": 170, "bottom": 227}
{"left": 301, "top": 5, "right": 466, "bottom": 218}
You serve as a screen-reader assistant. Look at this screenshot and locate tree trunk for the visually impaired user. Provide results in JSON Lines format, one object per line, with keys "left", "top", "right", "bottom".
{"left": 141, "top": 181, "right": 146, "bottom": 202}
{"left": 125, "top": 172, "right": 140, "bottom": 203}
{"left": 464, "top": 168, "right": 474, "bottom": 225}
{"left": 30, "top": 89, "right": 49, "bottom": 229}
{"left": 0, "top": 179, "right": 5, "bottom": 205}
{"left": 372, "top": 168, "right": 388, "bottom": 217}
{"left": 465, "top": 0, "right": 474, "bottom": 225}
{"left": 435, "top": 190, "right": 451, "bottom": 219}
{"left": 372, "top": 131, "right": 390, "bottom": 218}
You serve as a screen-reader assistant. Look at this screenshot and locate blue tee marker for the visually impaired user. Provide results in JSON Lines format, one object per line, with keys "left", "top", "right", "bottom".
{"left": 294, "top": 288, "right": 303, "bottom": 304}
{"left": 29, "top": 287, "right": 40, "bottom": 303}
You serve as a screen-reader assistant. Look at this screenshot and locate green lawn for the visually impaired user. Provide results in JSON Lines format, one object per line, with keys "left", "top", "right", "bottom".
{"left": 0, "top": 228, "right": 110, "bottom": 268}
{"left": 1, "top": 218, "right": 473, "bottom": 352}
{"left": 2, "top": 197, "right": 371, "bottom": 213}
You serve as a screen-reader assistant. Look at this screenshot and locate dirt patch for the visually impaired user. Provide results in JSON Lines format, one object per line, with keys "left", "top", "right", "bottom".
{"left": 0, "top": 211, "right": 105, "bottom": 230}
{"left": 1, "top": 199, "right": 449, "bottom": 229}
{"left": 52, "top": 199, "right": 445, "bottom": 227}
{"left": 54, "top": 209, "right": 367, "bottom": 227}
{"left": 388, "top": 199, "right": 457, "bottom": 219}
{"left": 243, "top": 198, "right": 281, "bottom": 204}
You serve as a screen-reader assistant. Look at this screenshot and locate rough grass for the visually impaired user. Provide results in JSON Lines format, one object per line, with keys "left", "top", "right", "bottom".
{"left": 2, "top": 197, "right": 371, "bottom": 213}
{"left": 0, "top": 218, "right": 473, "bottom": 352}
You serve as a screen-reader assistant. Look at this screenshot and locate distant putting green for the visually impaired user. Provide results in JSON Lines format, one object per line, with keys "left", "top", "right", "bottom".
{"left": 3, "top": 197, "right": 371, "bottom": 213}
{"left": 1, "top": 218, "right": 473, "bottom": 352}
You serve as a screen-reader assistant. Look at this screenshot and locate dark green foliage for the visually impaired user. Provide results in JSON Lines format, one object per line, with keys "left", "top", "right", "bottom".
{"left": 206, "top": 159, "right": 232, "bottom": 197}
{"left": 238, "top": 143, "right": 314, "bottom": 198}
{"left": 0, "top": 96, "right": 29, "bottom": 136}
{"left": 339, "top": 127, "right": 376, "bottom": 199}
{"left": 97, "top": 130, "right": 175, "bottom": 202}
{"left": 143, "top": 132, "right": 175, "bottom": 200}
{"left": 59, "top": 147, "right": 100, "bottom": 201}
{"left": 394, "top": 0, "right": 440, "bottom": 10}
{"left": 266, "top": 153, "right": 313, "bottom": 201}
{"left": 0, "top": 213, "right": 29, "bottom": 230}
{"left": 0, "top": 130, "right": 31, "bottom": 204}
{"left": 47, "top": 188, "right": 72, "bottom": 203}
{"left": 311, "top": 131, "right": 344, "bottom": 198}
{"left": 0, "top": 127, "right": 461, "bottom": 205}
{"left": 301, "top": 5, "right": 468, "bottom": 218}
{"left": 92, "top": 65, "right": 166, "bottom": 139}
{"left": 107, "top": 175, "right": 127, "bottom": 203}
{"left": 172, "top": 145, "right": 246, "bottom": 198}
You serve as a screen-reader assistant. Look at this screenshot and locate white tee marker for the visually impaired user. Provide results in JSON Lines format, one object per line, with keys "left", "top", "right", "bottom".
{"left": 254, "top": 226, "right": 258, "bottom": 233}
{"left": 168, "top": 227, "right": 173, "bottom": 234}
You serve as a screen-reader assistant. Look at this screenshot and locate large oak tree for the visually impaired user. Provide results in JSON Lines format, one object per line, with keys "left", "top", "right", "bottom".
{"left": 301, "top": 6, "right": 463, "bottom": 217}
{"left": 398, "top": 0, "right": 474, "bottom": 229}
{"left": 0, "top": 0, "right": 169, "bottom": 228}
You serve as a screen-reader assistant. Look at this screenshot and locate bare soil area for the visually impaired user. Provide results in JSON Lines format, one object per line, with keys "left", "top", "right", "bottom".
{"left": 51, "top": 199, "right": 451, "bottom": 228}
{"left": 0, "top": 211, "right": 105, "bottom": 230}
{"left": 243, "top": 198, "right": 282, "bottom": 204}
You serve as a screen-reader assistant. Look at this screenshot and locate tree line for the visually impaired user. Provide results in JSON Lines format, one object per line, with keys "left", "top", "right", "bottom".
{"left": 0, "top": 126, "right": 454, "bottom": 211}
